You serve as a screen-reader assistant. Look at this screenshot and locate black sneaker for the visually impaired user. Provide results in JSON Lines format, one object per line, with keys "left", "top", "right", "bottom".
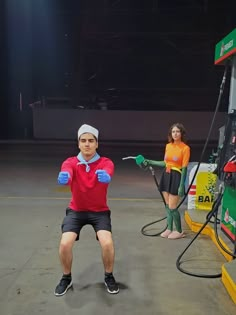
{"left": 54, "top": 276, "right": 73, "bottom": 296}
{"left": 104, "top": 274, "right": 119, "bottom": 294}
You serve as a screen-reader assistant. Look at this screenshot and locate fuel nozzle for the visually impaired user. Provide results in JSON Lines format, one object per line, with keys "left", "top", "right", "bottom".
{"left": 122, "top": 155, "right": 149, "bottom": 170}
{"left": 223, "top": 155, "right": 236, "bottom": 188}
{"left": 135, "top": 155, "right": 149, "bottom": 169}
{"left": 223, "top": 155, "right": 236, "bottom": 173}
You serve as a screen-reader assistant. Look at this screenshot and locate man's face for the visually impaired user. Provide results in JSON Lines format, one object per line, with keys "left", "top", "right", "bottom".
{"left": 78, "top": 133, "right": 98, "bottom": 160}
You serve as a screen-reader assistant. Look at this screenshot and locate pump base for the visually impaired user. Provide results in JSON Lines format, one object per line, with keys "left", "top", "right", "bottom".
{"left": 185, "top": 209, "right": 236, "bottom": 304}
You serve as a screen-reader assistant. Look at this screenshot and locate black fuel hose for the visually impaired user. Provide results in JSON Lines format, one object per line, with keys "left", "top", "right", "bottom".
{"left": 175, "top": 61, "right": 236, "bottom": 278}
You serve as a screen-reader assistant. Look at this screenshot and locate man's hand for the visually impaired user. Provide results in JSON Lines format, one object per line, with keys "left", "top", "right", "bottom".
{"left": 58, "top": 171, "right": 70, "bottom": 185}
{"left": 95, "top": 170, "right": 111, "bottom": 183}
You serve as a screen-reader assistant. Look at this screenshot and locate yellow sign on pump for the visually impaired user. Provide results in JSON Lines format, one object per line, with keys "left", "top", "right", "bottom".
{"left": 195, "top": 172, "right": 217, "bottom": 210}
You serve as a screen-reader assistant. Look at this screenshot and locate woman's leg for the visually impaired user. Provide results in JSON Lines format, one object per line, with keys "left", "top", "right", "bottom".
{"left": 168, "top": 194, "right": 185, "bottom": 239}
{"left": 160, "top": 192, "right": 173, "bottom": 238}
{"left": 171, "top": 209, "right": 182, "bottom": 233}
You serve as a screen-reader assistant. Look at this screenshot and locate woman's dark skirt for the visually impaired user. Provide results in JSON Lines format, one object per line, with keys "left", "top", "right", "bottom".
{"left": 159, "top": 169, "right": 181, "bottom": 195}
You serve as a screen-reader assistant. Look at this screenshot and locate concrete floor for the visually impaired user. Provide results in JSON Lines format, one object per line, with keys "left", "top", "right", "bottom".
{"left": 0, "top": 142, "right": 236, "bottom": 315}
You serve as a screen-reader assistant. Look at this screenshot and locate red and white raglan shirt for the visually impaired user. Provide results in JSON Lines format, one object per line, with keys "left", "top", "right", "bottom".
{"left": 60, "top": 156, "right": 114, "bottom": 212}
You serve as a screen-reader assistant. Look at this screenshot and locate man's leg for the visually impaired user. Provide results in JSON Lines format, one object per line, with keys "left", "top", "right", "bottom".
{"left": 59, "top": 232, "right": 77, "bottom": 274}
{"left": 97, "top": 230, "right": 115, "bottom": 273}
{"left": 97, "top": 230, "right": 119, "bottom": 294}
{"left": 54, "top": 232, "right": 77, "bottom": 296}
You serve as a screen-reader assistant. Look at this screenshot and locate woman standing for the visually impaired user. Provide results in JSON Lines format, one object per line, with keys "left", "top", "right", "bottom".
{"left": 136, "top": 123, "right": 190, "bottom": 239}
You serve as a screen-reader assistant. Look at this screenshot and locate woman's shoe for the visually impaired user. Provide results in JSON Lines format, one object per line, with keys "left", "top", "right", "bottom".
{"left": 168, "top": 231, "right": 185, "bottom": 239}
{"left": 160, "top": 229, "right": 172, "bottom": 238}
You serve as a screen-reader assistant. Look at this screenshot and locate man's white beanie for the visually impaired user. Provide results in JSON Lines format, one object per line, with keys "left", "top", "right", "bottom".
{"left": 78, "top": 124, "right": 99, "bottom": 139}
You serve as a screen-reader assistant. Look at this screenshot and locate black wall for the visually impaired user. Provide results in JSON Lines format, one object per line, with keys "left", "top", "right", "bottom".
{"left": 1, "top": 0, "right": 236, "bottom": 139}
{"left": 0, "top": 1, "right": 8, "bottom": 138}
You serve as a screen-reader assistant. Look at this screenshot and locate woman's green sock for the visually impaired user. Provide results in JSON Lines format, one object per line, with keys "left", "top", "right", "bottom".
{"left": 165, "top": 205, "right": 173, "bottom": 231}
{"left": 171, "top": 208, "right": 182, "bottom": 233}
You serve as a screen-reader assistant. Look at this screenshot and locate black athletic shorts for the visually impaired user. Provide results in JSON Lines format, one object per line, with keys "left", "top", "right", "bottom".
{"left": 159, "top": 169, "right": 181, "bottom": 195}
{"left": 61, "top": 208, "right": 112, "bottom": 240}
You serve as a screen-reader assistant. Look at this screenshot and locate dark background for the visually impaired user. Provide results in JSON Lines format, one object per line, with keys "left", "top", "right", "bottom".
{"left": 0, "top": 0, "right": 236, "bottom": 139}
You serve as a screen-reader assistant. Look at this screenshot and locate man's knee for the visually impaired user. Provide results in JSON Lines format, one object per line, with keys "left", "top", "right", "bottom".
{"left": 97, "top": 231, "right": 113, "bottom": 248}
{"left": 60, "top": 232, "right": 77, "bottom": 251}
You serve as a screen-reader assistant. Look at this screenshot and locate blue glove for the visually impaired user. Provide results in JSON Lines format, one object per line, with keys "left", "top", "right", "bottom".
{"left": 58, "top": 171, "right": 70, "bottom": 185}
{"left": 95, "top": 169, "right": 111, "bottom": 183}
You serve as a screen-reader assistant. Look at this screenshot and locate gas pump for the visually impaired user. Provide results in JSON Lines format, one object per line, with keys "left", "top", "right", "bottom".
{"left": 215, "top": 29, "right": 236, "bottom": 245}
{"left": 221, "top": 152, "right": 236, "bottom": 243}
{"left": 123, "top": 30, "right": 236, "bottom": 304}
{"left": 174, "top": 28, "right": 236, "bottom": 304}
